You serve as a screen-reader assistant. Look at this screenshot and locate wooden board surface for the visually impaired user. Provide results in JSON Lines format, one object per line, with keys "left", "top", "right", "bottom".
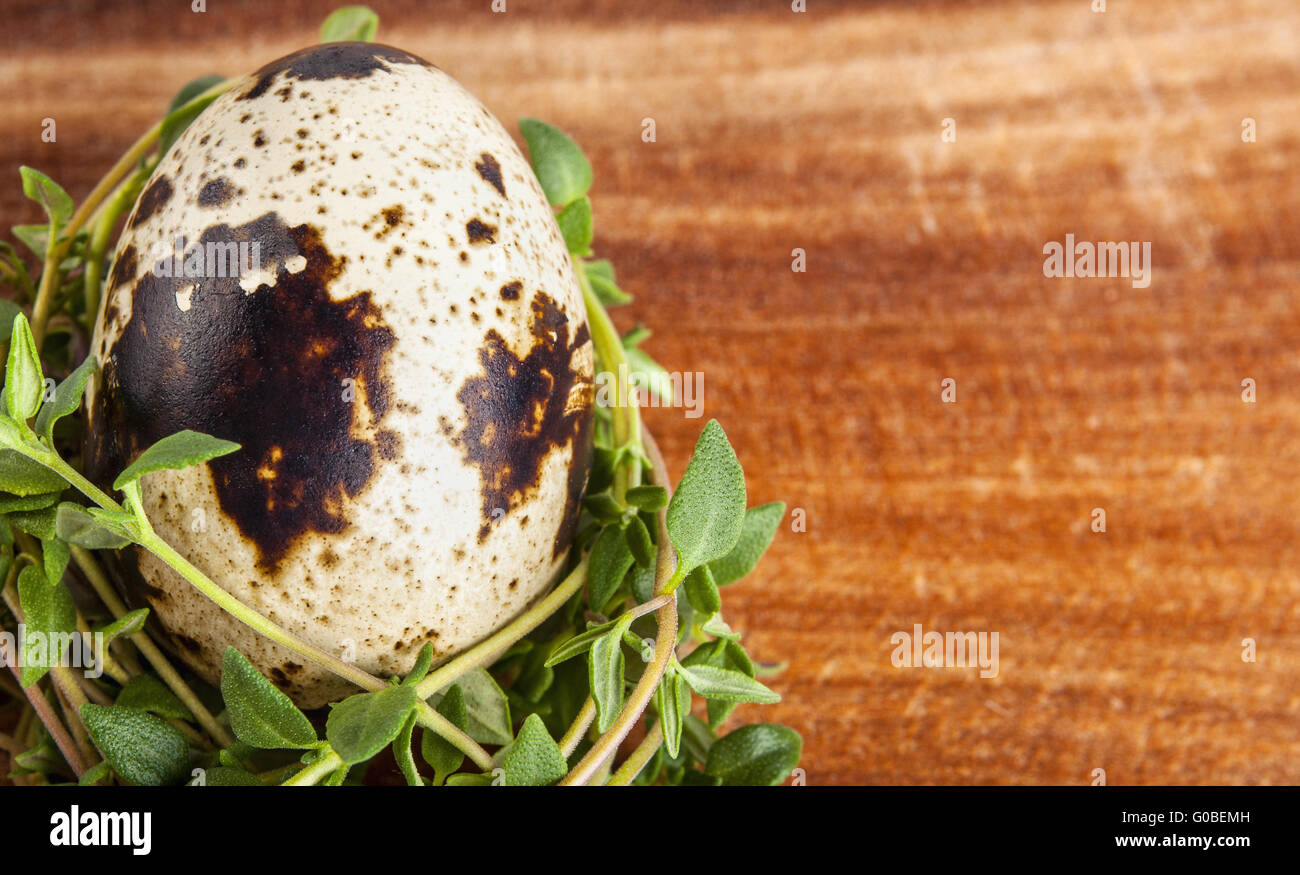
{"left": 3, "top": 0, "right": 1299, "bottom": 784}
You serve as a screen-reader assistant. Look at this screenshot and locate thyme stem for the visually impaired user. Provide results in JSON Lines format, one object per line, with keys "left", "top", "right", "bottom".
{"left": 607, "top": 720, "right": 662, "bottom": 786}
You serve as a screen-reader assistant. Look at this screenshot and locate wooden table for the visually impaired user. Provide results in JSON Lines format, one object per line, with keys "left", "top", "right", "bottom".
{"left": 3, "top": 0, "right": 1298, "bottom": 784}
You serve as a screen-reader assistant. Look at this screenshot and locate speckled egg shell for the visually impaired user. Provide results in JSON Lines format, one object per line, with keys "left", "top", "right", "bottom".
{"left": 84, "top": 43, "right": 594, "bottom": 707}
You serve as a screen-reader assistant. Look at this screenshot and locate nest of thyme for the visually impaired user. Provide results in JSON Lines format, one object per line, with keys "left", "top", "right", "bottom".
{"left": 0, "top": 6, "right": 801, "bottom": 787}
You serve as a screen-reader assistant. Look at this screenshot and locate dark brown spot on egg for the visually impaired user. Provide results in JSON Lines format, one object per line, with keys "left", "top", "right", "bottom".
{"left": 253, "top": 130, "right": 267, "bottom": 148}
{"left": 239, "top": 43, "right": 433, "bottom": 102}
{"left": 107, "top": 244, "right": 138, "bottom": 293}
{"left": 499, "top": 281, "right": 521, "bottom": 301}
{"left": 454, "top": 294, "right": 594, "bottom": 557}
{"left": 197, "top": 177, "right": 238, "bottom": 207}
{"left": 129, "top": 176, "right": 173, "bottom": 229}
{"left": 377, "top": 429, "right": 400, "bottom": 460}
{"left": 290, "top": 160, "right": 306, "bottom": 174}
{"left": 466, "top": 219, "right": 496, "bottom": 244}
{"left": 367, "top": 205, "right": 405, "bottom": 241}
{"left": 173, "top": 633, "right": 203, "bottom": 654}
{"left": 474, "top": 153, "right": 506, "bottom": 197}
{"left": 86, "top": 212, "right": 397, "bottom": 571}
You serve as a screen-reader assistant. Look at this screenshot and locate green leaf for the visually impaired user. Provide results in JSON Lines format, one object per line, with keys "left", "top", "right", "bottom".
{"left": 4, "top": 312, "right": 43, "bottom": 422}
{"left": 320, "top": 5, "right": 379, "bottom": 42}
{"left": 421, "top": 684, "right": 468, "bottom": 783}
{"left": 202, "top": 766, "right": 263, "bottom": 786}
{"left": 544, "top": 615, "right": 623, "bottom": 667}
{"left": 17, "top": 563, "right": 76, "bottom": 687}
{"left": 721, "top": 638, "right": 755, "bottom": 677}
{"left": 710, "top": 501, "right": 785, "bottom": 586}
{"left": 78, "top": 759, "right": 113, "bottom": 786}
{"left": 675, "top": 663, "right": 780, "bottom": 704}
{"left": 218, "top": 741, "right": 272, "bottom": 771}
{"left": 588, "top": 274, "right": 629, "bottom": 307}
{"left": 519, "top": 118, "right": 592, "bottom": 207}
{"left": 392, "top": 711, "right": 422, "bottom": 786}
{"left": 536, "top": 656, "right": 587, "bottom": 741}
{"left": 81, "top": 704, "right": 190, "bottom": 786}
{"left": 157, "top": 75, "right": 227, "bottom": 157}
{"left": 625, "top": 346, "right": 675, "bottom": 406}
{"left": 753, "top": 660, "right": 789, "bottom": 678}
{"left": 12, "top": 732, "right": 62, "bottom": 776}
{"left": 116, "top": 674, "right": 193, "bottom": 721}
{"left": 0, "top": 450, "right": 67, "bottom": 496}
{"left": 34, "top": 355, "right": 96, "bottom": 445}
{"left": 683, "top": 564, "right": 721, "bottom": 615}
{"left": 326, "top": 685, "right": 419, "bottom": 765}
{"left": 683, "top": 637, "right": 753, "bottom": 728}
{"left": 444, "top": 772, "right": 493, "bottom": 786}
{"left": 11, "top": 225, "right": 48, "bottom": 259}
{"left": 621, "top": 324, "right": 652, "bottom": 349}
{"left": 625, "top": 485, "right": 669, "bottom": 512}
{"left": 588, "top": 524, "right": 635, "bottom": 612}
{"left": 93, "top": 607, "right": 148, "bottom": 644}
{"left": 682, "top": 714, "right": 715, "bottom": 764}
{"left": 41, "top": 536, "right": 69, "bottom": 584}
{"left": 87, "top": 507, "right": 137, "bottom": 530}
{"left": 682, "top": 769, "right": 723, "bottom": 787}
{"left": 113, "top": 429, "right": 240, "bottom": 490}
{"left": 584, "top": 259, "right": 632, "bottom": 306}
{"left": 556, "top": 196, "right": 593, "bottom": 255}
{"left": 624, "top": 514, "right": 655, "bottom": 569}
{"left": 55, "top": 502, "right": 132, "bottom": 549}
{"left": 455, "top": 667, "right": 513, "bottom": 746}
{"left": 630, "top": 559, "right": 657, "bottom": 604}
{"left": 220, "top": 648, "right": 318, "bottom": 750}
{"left": 19, "top": 166, "right": 73, "bottom": 228}
{"left": 588, "top": 615, "right": 632, "bottom": 732}
{"left": 0, "top": 417, "right": 24, "bottom": 448}
{"left": 0, "top": 490, "right": 60, "bottom": 513}
{"left": 8, "top": 504, "right": 57, "bottom": 540}
{"left": 403, "top": 641, "right": 435, "bottom": 686}
{"left": 704, "top": 723, "right": 802, "bottom": 786}
{"left": 583, "top": 491, "right": 624, "bottom": 522}
{"left": 584, "top": 258, "right": 615, "bottom": 284}
{"left": 700, "top": 613, "right": 739, "bottom": 640}
{"left": 501, "top": 714, "right": 568, "bottom": 786}
{"left": 665, "top": 419, "right": 747, "bottom": 584}
{"left": 166, "top": 74, "right": 227, "bottom": 116}
{"left": 587, "top": 446, "right": 616, "bottom": 495}
{"left": 656, "top": 670, "right": 689, "bottom": 759}
{"left": 512, "top": 642, "right": 555, "bottom": 703}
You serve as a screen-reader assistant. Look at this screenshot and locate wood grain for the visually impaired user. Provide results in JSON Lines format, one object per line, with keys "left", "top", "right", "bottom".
{"left": 3, "top": 0, "right": 1299, "bottom": 784}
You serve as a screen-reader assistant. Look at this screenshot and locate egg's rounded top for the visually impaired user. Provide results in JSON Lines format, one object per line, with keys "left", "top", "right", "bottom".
{"left": 85, "top": 42, "right": 594, "bottom": 705}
